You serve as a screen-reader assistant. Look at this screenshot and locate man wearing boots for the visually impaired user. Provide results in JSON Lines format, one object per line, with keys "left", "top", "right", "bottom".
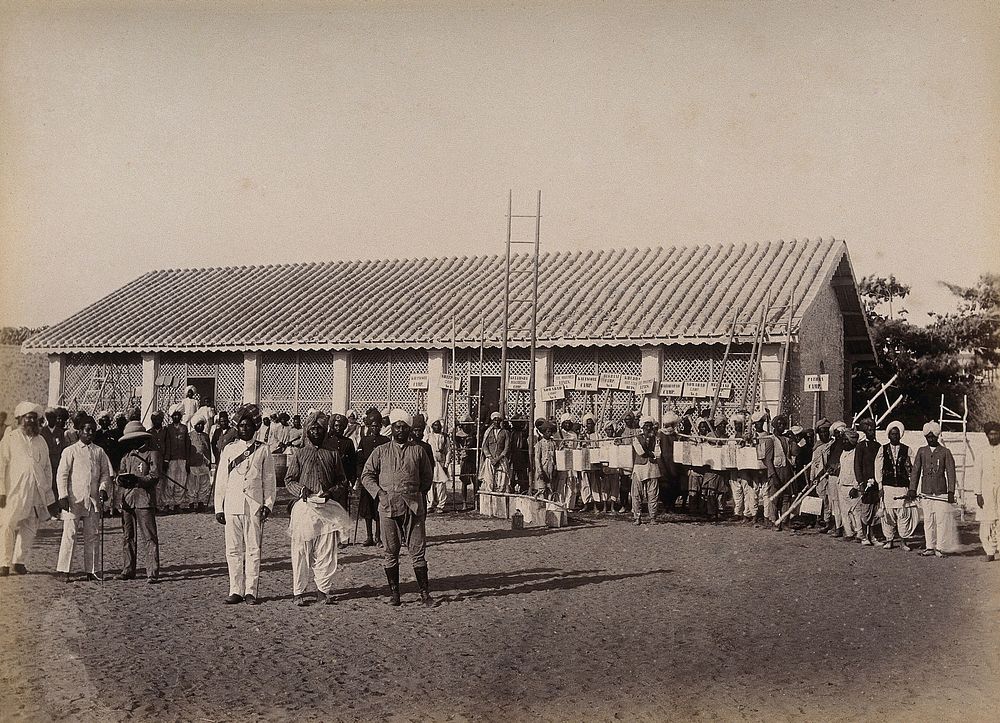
{"left": 360, "top": 409, "right": 434, "bottom": 607}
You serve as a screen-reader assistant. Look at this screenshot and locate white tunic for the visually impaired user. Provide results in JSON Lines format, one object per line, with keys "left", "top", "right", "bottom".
{"left": 214, "top": 439, "right": 277, "bottom": 515}
{"left": 0, "top": 429, "right": 54, "bottom": 527}
{"left": 974, "top": 443, "right": 1000, "bottom": 523}
{"left": 56, "top": 440, "right": 113, "bottom": 519}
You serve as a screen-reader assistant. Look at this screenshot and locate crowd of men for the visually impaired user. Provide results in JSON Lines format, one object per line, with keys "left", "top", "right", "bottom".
{"left": 0, "top": 395, "right": 997, "bottom": 609}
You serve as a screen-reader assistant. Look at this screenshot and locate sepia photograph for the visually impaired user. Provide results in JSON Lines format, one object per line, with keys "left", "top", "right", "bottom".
{"left": 0, "top": 1, "right": 997, "bottom": 720}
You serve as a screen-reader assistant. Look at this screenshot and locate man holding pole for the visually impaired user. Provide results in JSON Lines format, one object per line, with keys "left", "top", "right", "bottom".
{"left": 974, "top": 421, "right": 1000, "bottom": 562}
{"left": 907, "top": 421, "right": 958, "bottom": 557}
{"left": 55, "top": 415, "right": 113, "bottom": 582}
{"left": 214, "top": 404, "right": 276, "bottom": 605}
{"left": 875, "top": 421, "right": 915, "bottom": 550}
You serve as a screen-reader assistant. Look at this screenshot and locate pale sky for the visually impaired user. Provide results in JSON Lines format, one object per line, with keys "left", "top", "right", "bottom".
{"left": 1, "top": 0, "right": 997, "bottom": 329}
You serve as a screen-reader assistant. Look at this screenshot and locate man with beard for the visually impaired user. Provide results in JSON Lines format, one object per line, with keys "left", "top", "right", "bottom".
{"left": 361, "top": 409, "right": 434, "bottom": 607}
{"left": 211, "top": 411, "right": 236, "bottom": 464}
{"left": 481, "top": 412, "right": 511, "bottom": 493}
{"left": 809, "top": 419, "right": 835, "bottom": 532}
{"left": 657, "top": 412, "right": 683, "bottom": 514}
{"left": 285, "top": 412, "right": 350, "bottom": 605}
{"left": 908, "top": 422, "right": 958, "bottom": 557}
{"left": 356, "top": 408, "right": 388, "bottom": 546}
{"left": 0, "top": 402, "right": 56, "bottom": 576}
{"left": 214, "top": 404, "right": 276, "bottom": 605}
{"left": 162, "top": 409, "right": 191, "bottom": 514}
{"left": 617, "top": 412, "right": 641, "bottom": 513}
{"left": 41, "top": 406, "right": 70, "bottom": 503}
{"left": 630, "top": 416, "right": 662, "bottom": 525}
{"left": 322, "top": 413, "right": 357, "bottom": 511}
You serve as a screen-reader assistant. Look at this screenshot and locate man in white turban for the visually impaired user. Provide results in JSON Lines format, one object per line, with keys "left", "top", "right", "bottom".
{"left": 875, "top": 421, "right": 916, "bottom": 550}
{"left": 907, "top": 421, "right": 958, "bottom": 557}
{"left": 0, "top": 402, "right": 55, "bottom": 575}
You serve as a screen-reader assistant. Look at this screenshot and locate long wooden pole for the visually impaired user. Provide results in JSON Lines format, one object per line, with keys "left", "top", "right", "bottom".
{"left": 499, "top": 191, "right": 513, "bottom": 417}
{"left": 528, "top": 191, "right": 541, "bottom": 481}
{"left": 710, "top": 309, "right": 740, "bottom": 419}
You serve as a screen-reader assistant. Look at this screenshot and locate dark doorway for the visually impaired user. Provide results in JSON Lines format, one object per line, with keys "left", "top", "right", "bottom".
{"left": 186, "top": 377, "right": 216, "bottom": 409}
{"left": 469, "top": 376, "right": 501, "bottom": 425}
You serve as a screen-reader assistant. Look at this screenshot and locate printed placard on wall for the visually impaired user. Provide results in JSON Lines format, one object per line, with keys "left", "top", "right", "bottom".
{"left": 598, "top": 372, "right": 622, "bottom": 389}
{"left": 660, "top": 381, "right": 685, "bottom": 398}
{"left": 507, "top": 373, "right": 531, "bottom": 390}
{"left": 705, "top": 382, "right": 733, "bottom": 399}
{"left": 620, "top": 375, "right": 640, "bottom": 392}
{"left": 552, "top": 373, "right": 576, "bottom": 389}
{"left": 804, "top": 374, "right": 830, "bottom": 392}
{"left": 542, "top": 384, "right": 567, "bottom": 401}
{"left": 575, "top": 374, "right": 599, "bottom": 392}
{"left": 683, "top": 381, "right": 709, "bottom": 398}
{"left": 408, "top": 373, "right": 429, "bottom": 390}
{"left": 637, "top": 378, "right": 657, "bottom": 396}
{"left": 440, "top": 373, "right": 461, "bottom": 391}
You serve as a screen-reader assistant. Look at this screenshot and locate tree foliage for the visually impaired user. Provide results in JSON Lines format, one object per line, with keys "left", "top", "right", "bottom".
{"left": 0, "top": 326, "right": 47, "bottom": 346}
{"left": 853, "top": 274, "right": 1000, "bottom": 430}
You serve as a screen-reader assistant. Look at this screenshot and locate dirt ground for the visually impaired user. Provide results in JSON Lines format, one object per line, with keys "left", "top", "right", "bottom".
{"left": 1, "top": 498, "right": 998, "bottom": 722}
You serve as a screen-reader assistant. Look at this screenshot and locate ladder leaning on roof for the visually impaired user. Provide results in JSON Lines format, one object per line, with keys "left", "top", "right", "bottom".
{"left": 499, "top": 190, "right": 542, "bottom": 481}
{"left": 852, "top": 374, "right": 902, "bottom": 427}
{"left": 939, "top": 394, "right": 973, "bottom": 518}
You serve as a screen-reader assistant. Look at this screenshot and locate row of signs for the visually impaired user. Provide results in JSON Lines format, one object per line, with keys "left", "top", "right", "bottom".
{"left": 410, "top": 372, "right": 737, "bottom": 399}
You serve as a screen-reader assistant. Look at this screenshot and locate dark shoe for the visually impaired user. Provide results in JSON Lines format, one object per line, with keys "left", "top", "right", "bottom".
{"left": 985, "top": 554, "right": 995, "bottom": 562}
{"left": 244, "top": 594, "right": 259, "bottom": 605}
{"left": 322, "top": 590, "right": 337, "bottom": 605}
{"left": 832, "top": 529, "right": 844, "bottom": 538}
{"left": 12, "top": 564, "right": 27, "bottom": 575}
{"left": 86, "top": 573, "right": 103, "bottom": 582}
{"left": 294, "top": 594, "right": 309, "bottom": 607}
{"left": 115, "top": 572, "right": 135, "bottom": 581}
{"left": 362, "top": 539, "right": 375, "bottom": 547}
{"left": 196, "top": 502, "right": 205, "bottom": 513}
{"left": 385, "top": 565, "right": 401, "bottom": 607}
{"left": 224, "top": 593, "right": 244, "bottom": 604}
{"left": 415, "top": 566, "right": 433, "bottom": 607}
{"left": 60, "top": 572, "right": 72, "bottom": 583}
{"left": 0, "top": 566, "right": 8, "bottom": 576}
{"left": 146, "top": 576, "right": 158, "bottom": 584}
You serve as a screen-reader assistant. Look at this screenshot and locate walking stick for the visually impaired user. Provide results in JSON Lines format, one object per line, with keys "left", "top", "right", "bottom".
{"left": 100, "top": 497, "right": 105, "bottom": 587}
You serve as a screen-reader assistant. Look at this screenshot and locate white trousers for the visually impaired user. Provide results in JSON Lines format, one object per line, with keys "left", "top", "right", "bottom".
{"left": 187, "top": 466, "right": 212, "bottom": 506}
{"left": 921, "top": 498, "right": 958, "bottom": 552}
{"left": 57, "top": 514, "right": 100, "bottom": 573}
{"left": 839, "top": 485, "right": 862, "bottom": 537}
{"left": 225, "top": 506, "right": 264, "bottom": 597}
{"left": 980, "top": 519, "right": 999, "bottom": 556}
{"left": 429, "top": 463, "right": 449, "bottom": 511}
{"left": 291, "top": 531, "right": 339, "bottom": 595}
{"left": 730, "top": 474, "right": 756, "bottom": 518}
{"left": 0, "top": 514, "right": 39, "bottom": 567}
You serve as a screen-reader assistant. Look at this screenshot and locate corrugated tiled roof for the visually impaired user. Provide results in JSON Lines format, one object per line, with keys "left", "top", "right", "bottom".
{"left": 23, "top": 238, "right": 863, "bottom": 354}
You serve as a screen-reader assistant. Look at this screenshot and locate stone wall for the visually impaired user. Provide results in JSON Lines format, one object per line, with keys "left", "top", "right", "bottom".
{"left": 792, "top": 281, "right": 846, "bottom": 425}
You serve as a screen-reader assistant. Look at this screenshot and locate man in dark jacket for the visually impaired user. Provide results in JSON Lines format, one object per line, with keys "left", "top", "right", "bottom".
{"left": 854, "top": 417, "right": 881, "bottom": 545}
{"left": 116, "top": 422, "right": 161, "bottom": 583}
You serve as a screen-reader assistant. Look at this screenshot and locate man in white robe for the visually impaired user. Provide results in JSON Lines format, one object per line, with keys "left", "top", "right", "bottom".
{"left": 55, "top": 415, "right": 113, "bottom": 581}
{"left": 974, "top": 421, "right": 1000, "bottom": 562}
{"left": 0, "top": 402, "right": 55, "bottom": 576}
{"left": 425, "top": 420, "right": 451, "bottom": 513}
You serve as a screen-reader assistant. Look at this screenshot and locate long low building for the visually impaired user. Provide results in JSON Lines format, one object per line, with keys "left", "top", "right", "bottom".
{"left": 23, "top": 238, "right": 874, "bottom": 428}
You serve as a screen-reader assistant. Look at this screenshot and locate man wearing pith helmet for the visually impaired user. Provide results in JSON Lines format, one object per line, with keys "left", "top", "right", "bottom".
{"left": 361, "top": 409, "right": 434, "bottom": 607}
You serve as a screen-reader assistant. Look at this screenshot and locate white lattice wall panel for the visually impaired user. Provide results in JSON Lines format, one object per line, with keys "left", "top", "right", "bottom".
{"left": 387, "top": 350, "right": 427, "bottom": 414}
{"left": 551, "top": 347, "right": 643, "bottom": 426}
{"left": 659, "top": 345, "right": 754, "bottom": 418}
{"left": 297, "top": 352, "right": 335, "bottom": 414}
{"left": 447, "top": 349, "right": 531, "bottom": 419}
{"left": 350, "top": 350, "right": 390, "bottom": 415}
{"left": 216, "top": 356, "right": 245, "bottom": 413}
{"left": 62, "top": 354, "right": 142, "bottom": 416}
{"left": 260, "top": 351, "right": 336, "bottom": 416}
{"left": 155, "top": 357, "right": 188, "bottom": 413}
{"left": 260, "top": 352, "right": 298, "bottom": 415}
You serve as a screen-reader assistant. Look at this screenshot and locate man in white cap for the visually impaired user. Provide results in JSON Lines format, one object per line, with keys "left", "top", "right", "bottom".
{"left": 55, "top": 414, "right": 113, "bottom": 582}
{"left": 214, "top": 404, "right": 276, "bottom": 604}
{"left": 809, "top": 419, "right": 835, "bottom": 532}
{"left": 974, "top": 421, "right": 1000, "bottom": 561}
{"left": 908, "top": 421, "right": 958, "bottom": 557}
{"left": 824, "top": 421, "right": 849, "bottom": 536}
{"left": 0, "top": 402, "right": 55, "bottom": 576}
{"left": 630, "top": 416, "right": 662, "bottom": 524}
{"left": 580, "top": 413, "right": 600, "bottom": 512}
{"left": 658, "top": 411, "right": 683, "bottom": 514}
{"left": 752, "top": 410, "right": 782, "bottom": 524}
{"left": 875, "top": 420, "right": 915, "bottom": 550}
{"left": 361, "top": 409, "right": 434, "bottom": 607}
{"left": 480, "top": 411, "right": 511, "bottom": 493}
{"left": 836, "top": 429, "right": 865, "bottom": 542}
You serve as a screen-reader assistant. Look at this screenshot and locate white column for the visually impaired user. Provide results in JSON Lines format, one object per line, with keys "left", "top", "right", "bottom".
{"left": 640, "top": 345, "right": 663, "bottom": 419}
{"left": 47, "top": 354, "right": 64, "bottom": 408}
{"left": 533, "top": 348, "right": 552, "bottom": 421}
{"left": 332, "top": 351, "right": 350, "bottom": 413}
{"left": 140, "top": 353, "right": 160, "bottom": 427}
{"left": 426, "top": 350, "right": 446, "bottom": 421}
{"left": 243, "top": 352, "right": 260, "bottom": 405}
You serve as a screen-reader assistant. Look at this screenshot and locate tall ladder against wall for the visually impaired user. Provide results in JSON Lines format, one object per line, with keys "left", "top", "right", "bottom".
{"left": 499, "top": 190, "right": 541, "bottom": 478}
{"left": 939, "top": 394, "right": 972, "bottom": 515}
{"left": 852, "top": 374, "right": 903, "bottom": 427}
